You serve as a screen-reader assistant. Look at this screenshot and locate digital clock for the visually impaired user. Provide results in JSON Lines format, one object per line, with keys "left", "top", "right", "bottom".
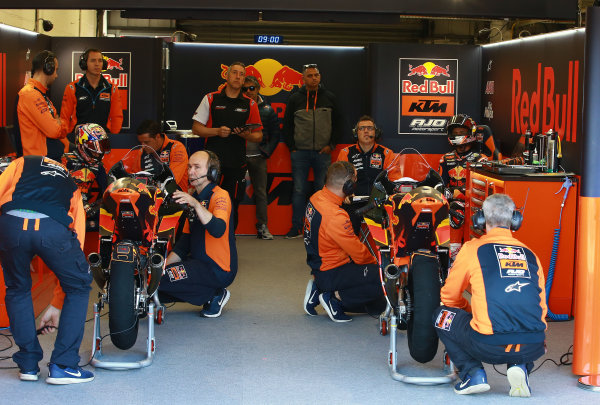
{"left": 254, "top": 35, "right": 284, "bottom": 44}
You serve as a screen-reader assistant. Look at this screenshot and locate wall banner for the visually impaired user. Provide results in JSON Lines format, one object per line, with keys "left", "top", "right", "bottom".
{"left": 398, "top": 58, "right": 458, "bottom": 135}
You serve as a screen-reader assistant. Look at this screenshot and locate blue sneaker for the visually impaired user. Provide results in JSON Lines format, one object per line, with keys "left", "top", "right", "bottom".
{"left": 507, "top": 364, "right": 531, "bottom": 397}
{"left": 304, "top": 278, "right": 319, "bottom": 316}
{"left": 19, "top": 369, "right": 40, "bottom": 381}
{"left": 319, "top": 292, "right": 352, "bottom": 322}
{"left": 46, "top": 363, "right": 94, "bottom": 385}
{"left": 200, "top": 288, "right": 230, "bottom": 318}
{"left": 454, "top": 368, "right": 490, "bottom": 395}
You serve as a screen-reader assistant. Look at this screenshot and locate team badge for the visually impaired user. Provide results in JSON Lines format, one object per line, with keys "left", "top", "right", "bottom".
{"left": 494, "top": 245, "right": 531, "bottom": 278}
{"left": 370, "top": 153, "right": 383, "bottom": 168}
{"left": 167, "top": 264, "right": 188, "bottom": 282}
{"left": 434, "top": 309, "right": 456, "bottom": 331}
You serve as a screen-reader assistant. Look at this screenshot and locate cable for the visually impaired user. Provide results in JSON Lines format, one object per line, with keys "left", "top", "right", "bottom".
{"left": 492, "top": 344, "right": 573, "bottom": 376}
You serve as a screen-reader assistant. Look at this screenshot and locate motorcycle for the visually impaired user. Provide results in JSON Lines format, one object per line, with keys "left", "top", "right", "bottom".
{"left": 356, "top": 148, "right": 456, "bottom": 385}
{"left": 87, "top": 145, "right": 187, "bottom": 369}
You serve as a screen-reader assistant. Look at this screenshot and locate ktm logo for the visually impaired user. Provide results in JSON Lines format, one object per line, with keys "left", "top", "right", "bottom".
{"left": 409, "top": 100, "right": 448, "bottom": 113}
{"left": 220, "top": 59, "right": 304, "bottom": 95}
{"left": 402, "top": 95, "right": 455, "bottom": 117}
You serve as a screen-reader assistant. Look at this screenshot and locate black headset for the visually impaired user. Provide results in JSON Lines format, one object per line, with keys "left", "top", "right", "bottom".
{"left": 352, "top": 121, "right": 382, "bottom": 141}
{"left": 472, "top": 208, "right": 523, "bottom": 232}
{"left": 204, "top": 150, "right": 221, "bottom": 183}
{"left": 340, "top": 161, "right": 357, "bottom": 197}
{"left": 42, "top": 52, "right": 56, "bottom": 75}
{"left": 79, "top": 49, "right": 108, "bottom": 71}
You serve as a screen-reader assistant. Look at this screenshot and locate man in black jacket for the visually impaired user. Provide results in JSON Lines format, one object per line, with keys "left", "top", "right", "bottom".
{"left": 282, "top": 64, "right": 341, "bottom": 238}
{"left": 243, "top": 76, "right": 280, "bottom": 239}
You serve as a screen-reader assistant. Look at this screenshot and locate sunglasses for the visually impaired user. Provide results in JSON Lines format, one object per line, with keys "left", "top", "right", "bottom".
{"left": 303, "top": 63, "right": 318, "bottom": 70}
{"left": 242, "top": 86, "right": 257, "bottom": 92}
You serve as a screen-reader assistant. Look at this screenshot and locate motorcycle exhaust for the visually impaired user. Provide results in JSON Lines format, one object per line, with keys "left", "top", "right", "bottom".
{"left": 88, "top": 252, "right": 106, "bottom": 290}
{"left": 384, "top": 263, "right": 400, "bottom": 280}
{"left": 146, "top": 253, "right": 164, "bottom": 297}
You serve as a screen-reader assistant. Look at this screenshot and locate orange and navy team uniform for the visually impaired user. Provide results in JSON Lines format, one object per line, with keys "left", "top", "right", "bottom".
{"left": 337, "top": 143, "right": 395, "bottom": 196}
{"left": 0, "top": 156, "right": 91, "bottom": 370}
{"left": 13, "top": 79, "right": 67, "bottom": 161}
{"left": 137, "top": 135, "right": 189, "bottom": 191}
{"left": 60, "top": 75, "right": 123, "bottom": 134}
{"left": 433, "top": 227, "right": 547, "bottom": 380}
{"left": 304, "top": 187, "right": 384, "bottom": 311}
{"left": 158, "top": 182, "right": 237, "bottom": 305}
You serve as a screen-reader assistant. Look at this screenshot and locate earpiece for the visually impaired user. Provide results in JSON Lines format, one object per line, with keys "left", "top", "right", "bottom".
{"left": 79, "top": 49, "right": 108, "bottom": 71}
{"left": 340, "top": 160, "right": 357, "bottom": 197}
{"left": 472, "top": 208, "right": 523, "bottom": 231}
{"left": 42, "top": 52, "right": 56, "bottom": 76}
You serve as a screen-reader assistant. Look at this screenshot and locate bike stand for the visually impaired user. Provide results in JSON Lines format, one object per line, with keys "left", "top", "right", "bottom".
{"left": 387, "top": 313, "right": 457, "bottom": 385}
{"left": 90, "top": 302, "right": 157, "bottom": 370}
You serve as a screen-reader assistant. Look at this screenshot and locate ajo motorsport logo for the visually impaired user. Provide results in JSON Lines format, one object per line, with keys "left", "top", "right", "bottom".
{"left": 219, "top": 59, "right": 303, "bottom": 95}
{"left": 399, "top": 58, "right": 458, "bottom": 135}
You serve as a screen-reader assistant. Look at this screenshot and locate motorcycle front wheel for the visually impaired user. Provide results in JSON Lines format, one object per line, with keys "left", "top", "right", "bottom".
{"left": 406, "top": 252, "right": 441, "bottom": 363}
{"left": 108, "top": 260, "right": 140, "bottom": 350}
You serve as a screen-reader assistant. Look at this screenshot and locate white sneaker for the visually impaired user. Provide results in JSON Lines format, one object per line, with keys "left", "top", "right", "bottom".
{"left": 257, "top": 224, "right": 274, "bottom": 240}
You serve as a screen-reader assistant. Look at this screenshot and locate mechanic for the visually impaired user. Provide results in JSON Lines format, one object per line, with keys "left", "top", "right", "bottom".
{"left": 13, "top": 50, "right": 66, "bottom": 161}
{"left": 302, "top": 161, "right": 384, "bottom": 322}
{"left": 192, "top": 62, "right": 263, "bottom": 231}
{"left": 63, "top": 123, "right": 110, "bottom": 232}
{"left": 242, "top": 75, "right": 281, "bottom": 240}
{"left": 433, "top": 193, "right": 547, "bottom": 397}
{"left": 283, "top": 63, "right": 341, "bottom": 239}
{"left": 0, "top": 155, "right": 94, "bottom": 384}
{"left": 159, "top": 150, "right": 237, "bottom": 318}
{"left": 136, "top": 119, "right": 189, "bottom": 191}
{"left": 60, "top": 48, "right": 123, "bottom": 137}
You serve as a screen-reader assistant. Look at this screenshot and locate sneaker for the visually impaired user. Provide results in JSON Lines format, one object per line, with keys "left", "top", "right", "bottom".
{"left": 284, "top": 227, "right": 303, "bottom": 239}
{"left": 257, "top": 224, "right": 274, "bottom": 240}
{"left": 454, "top": 368, "right": 490, "bottom": 395}
{"left": 46, "top": 363, "right": 94, "bottom": 385}
{"left": 319, "top": 292, "right": 352, "bottom": 322}
{"left": 200, "top": 288, "right": 231, "bottom": 318}
{"left": 303, "top": 278, "right": 319, "bottom": 316}
{"left": 19, "top": 369, "right": 40, "bottom": 381}
{"left": 507, "top": 364, "right": 531, "bottom": 397}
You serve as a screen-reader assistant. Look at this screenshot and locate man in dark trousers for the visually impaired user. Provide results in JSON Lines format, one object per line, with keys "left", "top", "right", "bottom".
{"left": 0, "top": 156, "right": 93, "bottom": 384}
{"left": 192, "top": 62, "right": 263, "bottom": 230}
{"left": 433, "top": 194, "right": 547, "bottom": 397}
{"left": 283, "top": 63, "right": 341, "bottom": 238}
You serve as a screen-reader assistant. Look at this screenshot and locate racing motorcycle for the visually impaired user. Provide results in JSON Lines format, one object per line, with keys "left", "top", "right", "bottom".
{"left": 356, "top": 148, "right": 456, "bottom": 384}
{"left": 87, "top": 145, "right": 187, "bottom": 368}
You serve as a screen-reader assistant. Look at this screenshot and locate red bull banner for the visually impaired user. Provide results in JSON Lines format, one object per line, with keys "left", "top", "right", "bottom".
{"left": 71, "top": 51, "right": 131, "bottom": 129}
{"left": 399, "top": 58, "right": 458, "bottom": 135}
{"left": 219, "top": 59, "right": 304, "bottom": 95}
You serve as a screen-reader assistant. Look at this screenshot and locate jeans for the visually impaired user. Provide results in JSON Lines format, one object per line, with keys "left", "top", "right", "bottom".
{"left": 290, "top": 150, "right": 331, "bottom": 231}
{"left": 246, "top": 155, "right": 268, "bottom": 227}
{"left": 0, "top": 214, "right": 91, "bottom": 371}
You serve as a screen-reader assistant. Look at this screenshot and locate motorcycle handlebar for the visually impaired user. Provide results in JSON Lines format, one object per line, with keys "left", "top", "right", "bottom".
{"left": 354, "top": 200, "right": 378, "bottom": 217}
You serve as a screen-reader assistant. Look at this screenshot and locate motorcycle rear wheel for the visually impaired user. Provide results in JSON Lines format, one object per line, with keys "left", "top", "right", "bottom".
{"left": 407, "top": 253, "right": 441, "bottom": 363}
{"left": 108, "top": 260, "right": 140, "bottom": 350}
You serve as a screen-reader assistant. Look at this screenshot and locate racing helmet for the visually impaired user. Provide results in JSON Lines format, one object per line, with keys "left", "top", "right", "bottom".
{"left": 447, "top": 114, "right": 476, "bottom": 146}
{"left": 75, "top": 123, "right": 110, "bottom": 164}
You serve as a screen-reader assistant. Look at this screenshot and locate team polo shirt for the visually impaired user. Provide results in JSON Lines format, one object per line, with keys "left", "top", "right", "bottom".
{"left": 337, "top": 143, "right": 394, "bottom": 196}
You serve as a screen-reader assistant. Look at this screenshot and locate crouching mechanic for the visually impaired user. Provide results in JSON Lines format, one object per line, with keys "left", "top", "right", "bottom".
{"left": 158, "top": 150, "right": 237, "bottom": 317}
{"left": 433, "top": 194, "right": 547, "bottom": 397}
{"left": 0, "top": 156, "right": 93, "bottom": 384}
{"left": 303, "top": 161, "right": 385, "bottom": 322}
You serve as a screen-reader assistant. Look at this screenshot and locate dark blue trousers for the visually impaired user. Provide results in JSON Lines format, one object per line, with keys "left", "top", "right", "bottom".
{"left": 0, "top": 214, "right": 91, "bottom": 371}
{"left": 433, "top": 306, "right": 545, "bottom": 381}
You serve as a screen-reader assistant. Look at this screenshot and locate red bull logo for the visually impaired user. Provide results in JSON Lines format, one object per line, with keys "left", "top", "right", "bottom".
{"left": 448, "top": 166, "right": 465, "bottom": 180}
{"left": 104, "top": 57, "right": 124, "bottom": 71}
{"left": 220, "top": 59, "right": 303, "bottom": 96}
{"left": 408, "top": 62, "right": 450, "bottom": 78}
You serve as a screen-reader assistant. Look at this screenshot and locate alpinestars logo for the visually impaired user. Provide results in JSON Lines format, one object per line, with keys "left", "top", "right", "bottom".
{"left": 505, "top": 281, "right": 530, "bottom": 293}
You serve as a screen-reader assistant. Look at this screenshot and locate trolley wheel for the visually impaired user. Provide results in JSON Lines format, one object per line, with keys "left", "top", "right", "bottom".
{"left": 380, "top": 318, "right": 388, "bottom": 336}
{"left": 156, "top": 307, "right": 165, "bottom": 325}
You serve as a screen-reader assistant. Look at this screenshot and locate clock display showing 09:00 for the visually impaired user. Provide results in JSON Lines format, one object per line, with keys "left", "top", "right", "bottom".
{"left": 254, "top": 35, "right": 284, "bottom": 44}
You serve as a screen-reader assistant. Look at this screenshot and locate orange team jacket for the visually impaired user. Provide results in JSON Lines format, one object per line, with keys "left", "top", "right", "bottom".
{"left": 441, "top": 227, "right": 548, "bottom": 345}
{"left": 304, "top": 186, "right": 376, "bottom": 271}
{"left": 16, "top": 79, "right": 66, "bottom": 157}
{"left": 0, "top": 156, "right": 86, "bottom": 310}
{"left": 60, "top": 76, "right": 123, "bottom": 134}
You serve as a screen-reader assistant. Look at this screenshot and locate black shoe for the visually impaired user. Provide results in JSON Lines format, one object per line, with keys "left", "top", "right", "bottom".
{"left": 284, "top": 227, "right": 302, "bottom": 239}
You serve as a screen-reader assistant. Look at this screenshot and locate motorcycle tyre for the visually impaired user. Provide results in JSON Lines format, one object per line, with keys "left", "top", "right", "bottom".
{"left": 406, "top": 254, "right": 441, "bottom": 363}
{"left": 108, "top": 260, "right": 139, "bottom": 350}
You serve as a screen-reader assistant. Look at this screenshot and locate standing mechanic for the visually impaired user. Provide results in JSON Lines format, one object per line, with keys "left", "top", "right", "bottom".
{"left": 283, "top": 63, "right": 341, "bottom": 239}
{"left": 159, "top": 150, "right": 237, "bottom": 318}
{"left": 13, "top": 50, "right": 66, "bottom": 161}
{"left": 0, "top": 156, "right": 93, "bottom": 384}
{"left": 433, "top": 194, "right": 547, "bottom": 397}
{"left": 60, "top": 48, "right": 123, "bottom": 136}
{"left": 192, "top": 62, "right": 263, "bottom": 230}
{"left": 302, "top": 161, "right": 384, "bottom": 322}
{"left": 136, "top": 119, "right": 189, "bottom": 191}
{"left": 242, "top": 75, "right": 281, "bottom": 240}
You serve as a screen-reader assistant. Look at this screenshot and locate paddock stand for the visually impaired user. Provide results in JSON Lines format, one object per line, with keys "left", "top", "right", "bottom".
{"left": 90, "top": 295, "right": 164, "bottom": 370}
{"left": 385, "top": 312, "right": 458, "bottom": 385}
